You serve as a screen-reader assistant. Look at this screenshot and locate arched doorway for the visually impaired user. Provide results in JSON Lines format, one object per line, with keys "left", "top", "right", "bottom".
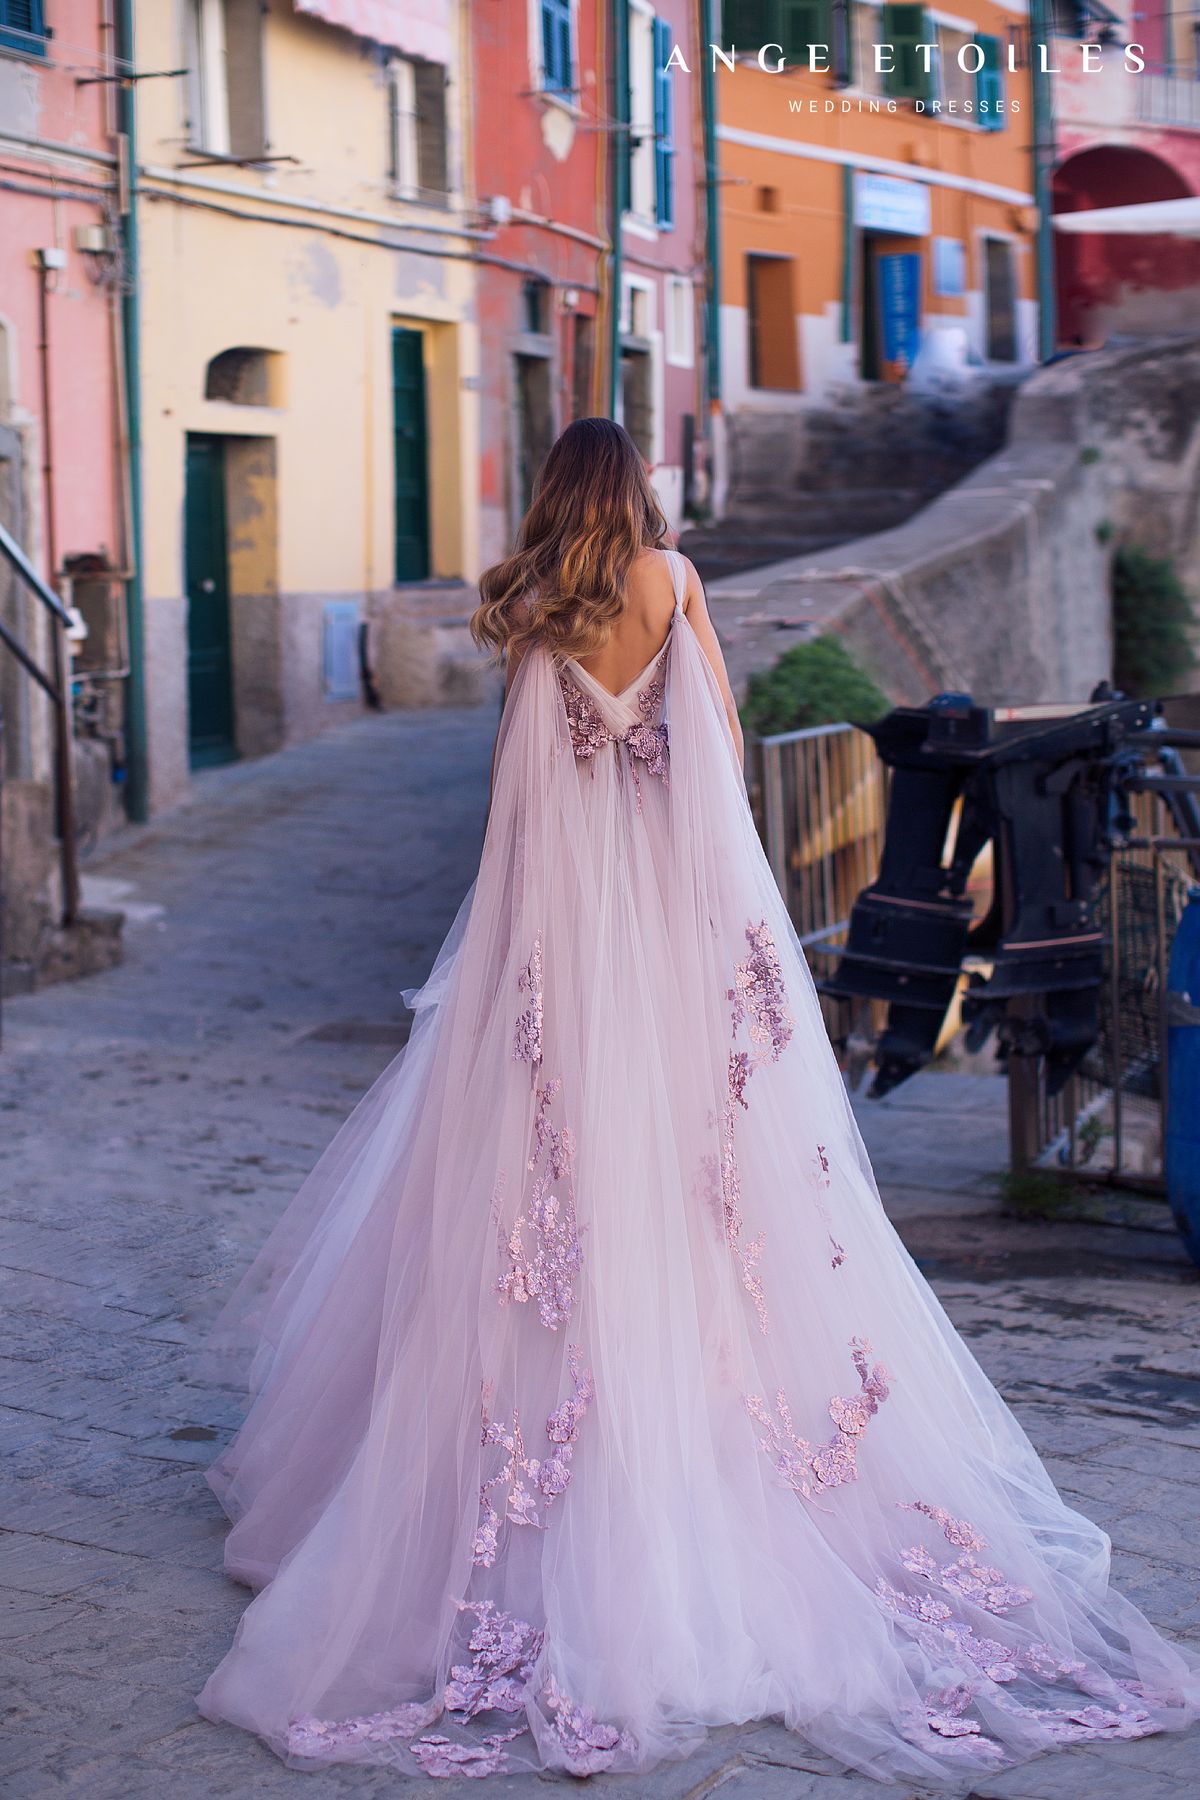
{"left": 1052, "top": 146, "right": 1199, "bottom": 346}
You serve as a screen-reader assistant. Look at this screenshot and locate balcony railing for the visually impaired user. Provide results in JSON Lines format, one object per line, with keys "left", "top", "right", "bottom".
{"left": 1137, "top": 74, "right": 1200, "bottom": 131}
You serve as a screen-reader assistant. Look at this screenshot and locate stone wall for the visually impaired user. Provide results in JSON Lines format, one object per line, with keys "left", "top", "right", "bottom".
{"left": 708, "top": 337, "right": 1200, "bottom": 709}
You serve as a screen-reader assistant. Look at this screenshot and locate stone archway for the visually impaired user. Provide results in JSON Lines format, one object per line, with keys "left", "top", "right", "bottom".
{"left": 1052, "top": 145, "right": 1199, "bottom": 346}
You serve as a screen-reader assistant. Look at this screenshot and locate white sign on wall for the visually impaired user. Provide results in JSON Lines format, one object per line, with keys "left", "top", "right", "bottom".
{"left": 854, "top": 172, "right": 932, "bottom": 238}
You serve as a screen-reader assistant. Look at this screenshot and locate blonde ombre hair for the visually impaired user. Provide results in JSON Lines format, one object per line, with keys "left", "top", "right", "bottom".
{"left": 471, "top": 418, "right": 670, "bottom": 664}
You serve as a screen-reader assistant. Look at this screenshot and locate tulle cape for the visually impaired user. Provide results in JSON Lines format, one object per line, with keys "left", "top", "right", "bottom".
{"left": 198, "top": 554, "right": 1199, "bottom": 1782}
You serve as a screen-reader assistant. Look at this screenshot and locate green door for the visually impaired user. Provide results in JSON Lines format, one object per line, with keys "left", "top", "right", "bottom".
{"left": 392, "top": 327, "right": 430, "bottom": 582}
{"left": 185, "top": 435, "right": 236, "bottom": 766}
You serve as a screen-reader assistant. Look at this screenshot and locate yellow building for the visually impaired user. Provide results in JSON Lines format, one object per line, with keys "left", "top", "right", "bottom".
{"left": 715, "top": 4, "right": 1038, "bottom": 412}
{"left": 136, "top": 0, "right": 478, "bottom": 810}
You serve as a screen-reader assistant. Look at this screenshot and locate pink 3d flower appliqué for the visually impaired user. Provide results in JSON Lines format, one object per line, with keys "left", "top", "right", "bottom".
{"left": 744, "top": 1335, "right": 890, "bottom": 1502}
{"left": 473, "top": 1347, "right": 594, "bottom": 1567}
{"left": 497, "top": 1078, "right": 583, "bottom": 1331}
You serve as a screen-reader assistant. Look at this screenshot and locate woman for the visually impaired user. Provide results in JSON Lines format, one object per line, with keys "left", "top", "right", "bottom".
{"left": 199, "top": 420, "right": 1197, "bottom": 1782}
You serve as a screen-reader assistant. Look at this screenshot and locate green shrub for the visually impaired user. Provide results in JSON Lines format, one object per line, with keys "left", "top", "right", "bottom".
{"left": 741, "top": 636, "right": 890, "bottom": 738}
{"left": 1112, "top": 546, "right": 1196, "bottom": 698}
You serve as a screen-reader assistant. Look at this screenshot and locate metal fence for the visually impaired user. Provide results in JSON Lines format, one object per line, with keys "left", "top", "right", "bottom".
{"left": 1007, "top": 789, "right": 1196, "bottom": 1189}
{"left": 750, "top": 721, "right": 889, "bottom": 1048}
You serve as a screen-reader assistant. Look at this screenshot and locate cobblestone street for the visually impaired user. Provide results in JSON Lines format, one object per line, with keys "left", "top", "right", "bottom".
{"left": 2, "top": 706, "right": 1198, "bottom": 1800}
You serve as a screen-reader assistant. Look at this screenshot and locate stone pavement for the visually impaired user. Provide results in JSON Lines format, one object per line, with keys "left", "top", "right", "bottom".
{"left": 2, "top": 705, "right": 1198, "bottom": 1800}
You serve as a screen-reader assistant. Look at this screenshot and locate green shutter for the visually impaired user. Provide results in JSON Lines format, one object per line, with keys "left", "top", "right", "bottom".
{"left": 653, "top": 15, "right": 675, "bottom": 229}
{"left": 832, "top": 0, "right": 854, "bottom": 87}
{"left": 976, "top": 33, "right": 1005, "bottom": 131}
{"left": 882, "top": 4, "right": 930, "bottom": 102}
{"left": 722, "top": 1, "right": 777, "bottom": 45}
{"left": 780, "top": 0, "right": 831, "bottom": 64}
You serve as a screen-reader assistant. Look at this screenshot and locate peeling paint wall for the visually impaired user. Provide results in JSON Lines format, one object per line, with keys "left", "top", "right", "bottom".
{"left": 135, "top": 0, "right": 479, "bottom": 812}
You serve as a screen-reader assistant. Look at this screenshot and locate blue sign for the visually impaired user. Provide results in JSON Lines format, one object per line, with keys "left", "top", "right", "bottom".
{"left": 878, "top": 253, "right": 922, "bottom": 375}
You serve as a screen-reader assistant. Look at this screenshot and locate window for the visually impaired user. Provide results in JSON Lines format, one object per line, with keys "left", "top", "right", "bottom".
{"left": 390, "top": 58, "right": 449, "bottom": 201}
{"left": 185, "top": 0, "right": 266, "bottom": 161}
{"left": 0, "top": 0, "right": 47, "bottom": 58}
{"left": 935, "top": 26, "right": 974, "bottom": 109}
{"left": 628, "top": 6, "right": 656, "bottom": 222}
{"left": 975, "top": 35, "right": 1004, "bottom": 132}
{"left": 852, "top": 3, "right": 881, "bottom": 95}
{"left": 540, "top": 0, "right": 574, "bottom": 94}
{"left": 571, "top": 313, "right": 595, "bottom": 418}
{"left": 204, "top": 347, "right": 283, "bottom": 407}
{"left": 724, "top": 0, "right": 849, "bottom": 70}
{"left": 522, "top": 279, "right": 551, "bottom": 335}
{"left": 747, "top": 254, "right": 801, "bottom": 390}
{"left": 983, "top": 238, "right": 1018, "bottom": 363}
{"left": 881, "top": 3, "right": 930, "bottom": 102}
{"left": 666, "top": 276, "right": 695, "bottom": 367}
{"left": 653, "top": 16, "right": 675, "bottom": 229}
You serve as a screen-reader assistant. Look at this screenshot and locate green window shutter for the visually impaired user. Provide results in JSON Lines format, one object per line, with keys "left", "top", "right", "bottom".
{"left": 975, "top": 33, "right": 1005, "bottom": 131}
{"left": 780, "top": 0, "right": 831, "bottom": 64}
{"left": 0, "top": 0, "right": 47, "bottom": 57}
{"left": 882, "top": 4, "right": 930, "bottom": 101}
{"left": 831, "top": 0, "right": 853, "bottom": 87}
{"left": 722, "top": 1, "right": 778, "bottom": 45}
{"left": 653, "top": 16, "right": 675, "bottom": 230}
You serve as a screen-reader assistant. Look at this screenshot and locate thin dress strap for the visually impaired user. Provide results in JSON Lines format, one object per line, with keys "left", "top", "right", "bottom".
{"left": 664, "top": 548, "right": 686, "bottom": 613}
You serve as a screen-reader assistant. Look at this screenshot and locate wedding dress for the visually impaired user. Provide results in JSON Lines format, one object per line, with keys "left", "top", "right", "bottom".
{"left": 198, "top": 550, "right": 1198, "bottom": 1782}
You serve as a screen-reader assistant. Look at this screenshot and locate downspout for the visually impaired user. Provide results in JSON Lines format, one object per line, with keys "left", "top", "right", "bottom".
{"left": 35, "top": 255, "right": 81, "bottom": 924}
{"left": 701, "top": 2, "right": 720, "bottom": 408}
{"left": 607, "top": 0, "right": 628, "bottom": 417}
{"left": 840, "top": 163, "right": 854, "bottom": 344}
{"left": 114, "top": 0, "right": 149, "bottom": 821}
{"left": 1028, "top": 0, "right": 1058, "bottom": 359}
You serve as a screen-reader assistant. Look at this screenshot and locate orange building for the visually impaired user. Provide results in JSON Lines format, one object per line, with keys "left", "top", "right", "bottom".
{"left": 712, "top": 5, "right": 1039, "bottom": 415}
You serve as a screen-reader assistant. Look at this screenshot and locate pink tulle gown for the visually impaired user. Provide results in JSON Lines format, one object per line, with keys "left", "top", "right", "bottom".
{"left": 198, "top": 550, "right": 1198, "bottom": 1782}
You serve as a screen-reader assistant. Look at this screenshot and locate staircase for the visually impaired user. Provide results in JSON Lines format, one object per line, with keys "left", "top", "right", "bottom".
{"left": 682, "top": 378, "right": 1022, "bottom": 585}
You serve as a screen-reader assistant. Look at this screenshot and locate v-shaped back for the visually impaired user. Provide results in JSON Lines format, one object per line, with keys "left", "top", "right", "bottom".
{"left": 559, "top": 548, "right": 686, "bottom": 711}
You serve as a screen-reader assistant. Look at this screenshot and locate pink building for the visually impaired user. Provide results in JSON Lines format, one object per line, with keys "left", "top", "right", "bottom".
{"left": 613, "top": 0, "right": 707, "bottom": 530}
{"left": 0, "top": 1, "right": 128, "bottom": 792}
{"left": 1051, "top": 3, "right": 1200, "bottom": 342}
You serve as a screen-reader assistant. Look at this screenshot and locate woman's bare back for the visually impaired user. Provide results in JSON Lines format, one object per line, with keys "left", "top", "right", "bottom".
{"left": 573, "top": 549, "right": 679, "bottom": 698}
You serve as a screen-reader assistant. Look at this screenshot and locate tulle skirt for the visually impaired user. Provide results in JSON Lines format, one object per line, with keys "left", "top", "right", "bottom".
{"left": 197, "top": 583, "right": 1200, "bottom": 1782}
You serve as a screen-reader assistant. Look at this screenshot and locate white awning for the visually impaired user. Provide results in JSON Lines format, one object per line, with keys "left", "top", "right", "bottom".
{"left": 293, "top": 0, "right": 451, "bottom": 62}
{"left": 1053, "top": 198, "right": 1200, "bottom": 238}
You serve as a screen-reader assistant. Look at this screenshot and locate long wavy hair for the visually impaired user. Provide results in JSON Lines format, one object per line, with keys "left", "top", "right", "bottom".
{"left": 471, "top": 418, "right": 670, "bottom": 663}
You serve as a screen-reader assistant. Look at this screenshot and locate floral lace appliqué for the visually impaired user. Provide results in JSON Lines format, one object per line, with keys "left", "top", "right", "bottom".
{"left": 557, "top": 668, "right": 613, "bottom": 761}
{"left": 557, "top": 657, "right": 670, "bottom": 810}
{"left": 704, "top": 920, "right": 796, "bottom": 1336}
{"left": 473, "top": 1347, "right": 594, "bottom": 1567}
{"left": 287, "top": 1701, "right": 437, "bottom": 1759}
{"left": 729, "top": 920, "right": 795, "bottom": 1063}
{"left": 810, "top": 1143, "right": 846, "bottom": 1269}
{"left": 744, "top": 1336, "right": 890, "bottom": 1502}
{"left": 512, "top": 936, "right": 544, "bottom": 1070}
{"left": 443, "top": 1602, "right": 544, "bottom": 1719}
{"left": 410, "top": 1727, "right": 527, "bottom": 1779}
{"left": 497, "top": 1078, "right": 583, "bottom": 1330}
{"left": 542, "top": 1674, "right": 636, "bottom": 1774}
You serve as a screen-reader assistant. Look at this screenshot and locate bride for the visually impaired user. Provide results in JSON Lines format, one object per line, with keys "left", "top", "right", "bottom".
{"left": 198, "top": 419, "right": 1198, "bottom": 1782}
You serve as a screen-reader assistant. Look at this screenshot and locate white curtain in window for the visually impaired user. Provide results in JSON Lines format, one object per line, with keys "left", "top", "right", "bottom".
{"left": 293, "top": 0, "right": 451, "bottom": 62}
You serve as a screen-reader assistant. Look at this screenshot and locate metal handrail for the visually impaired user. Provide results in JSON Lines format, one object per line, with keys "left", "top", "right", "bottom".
{"left": 0, "top": 517, "right": 80, "bottom": 933}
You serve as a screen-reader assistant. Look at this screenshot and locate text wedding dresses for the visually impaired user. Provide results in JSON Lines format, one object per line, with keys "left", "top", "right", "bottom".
{"left": 199, "top": 550, "right": 1198, "bottom": 1783}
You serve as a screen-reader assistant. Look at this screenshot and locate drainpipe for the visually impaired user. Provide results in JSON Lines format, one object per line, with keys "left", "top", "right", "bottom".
{"left": 607, "top": 0, "right": 628, "bottom": 417}
{"left": 701, "top": 3, "right": 720, "bottom": 407}
{"left": 34, "top": 256, "right": 80, "bottom": 924}
{"left": 1028, "top": 0, "right": 1058, "bottom": 360}
{"left": 840, "top": 164, "right": 854, "bottom": 344}
{"left": 114, "top": 0, "right": 149, "bottom": 821}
